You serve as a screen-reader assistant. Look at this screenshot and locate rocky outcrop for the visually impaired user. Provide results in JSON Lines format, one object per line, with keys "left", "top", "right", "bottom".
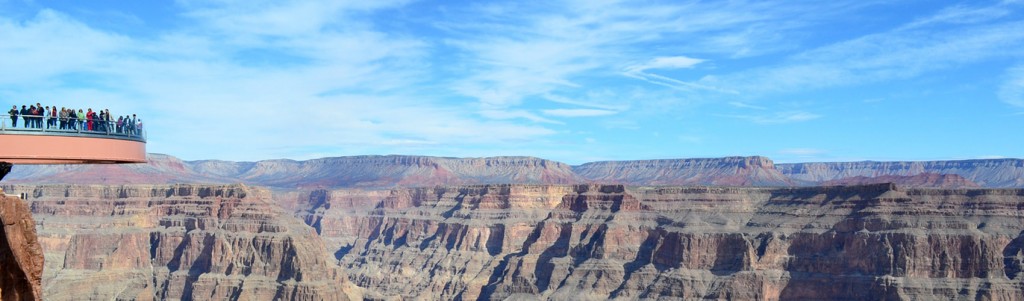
{"left": 296, "top": 183, "right": 1024, "bottom": 300}
{"left": 823, "top": 173, "right": 980, "bottom": 188}
{"left": 778, "top": 159, "right": 1024, "bottom": 188}
{"left": 0, "top": 192, "right": 43, "bottom": 301}
{"left": 3, "top": 184, "right": 354, "bottom": 301}
{"left": 573, "top": 156, "right": 793, "bottom": 186}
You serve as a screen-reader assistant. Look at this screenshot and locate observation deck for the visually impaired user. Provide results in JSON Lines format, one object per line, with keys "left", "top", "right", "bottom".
{"left": 0, "top": 115, "right": 146, "bottom": 165}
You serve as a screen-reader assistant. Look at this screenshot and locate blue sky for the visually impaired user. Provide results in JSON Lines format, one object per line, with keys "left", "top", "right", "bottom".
{"left": 1, "top": 0, "right": 1022, "bottom": 164}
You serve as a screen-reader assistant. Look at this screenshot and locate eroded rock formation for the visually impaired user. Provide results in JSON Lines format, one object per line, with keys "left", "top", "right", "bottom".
{"left": 4, "top": 184, "right": 355, "bottom": 301}
{"left": 295, "top": 183, "right": 1024, "bottom": 300}
{"left": 0, "top": 192, "right": 43, "bottom": 301}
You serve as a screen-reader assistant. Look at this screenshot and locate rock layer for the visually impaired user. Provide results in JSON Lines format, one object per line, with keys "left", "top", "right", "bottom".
{"left": 4, "top": 184, "right": 353, "bottom": 301}
{"left": 295, "top": 183, "right": 1024, "bottom": 300}
{"left": 0, "top": 192, "right": 43, "bottom": 301}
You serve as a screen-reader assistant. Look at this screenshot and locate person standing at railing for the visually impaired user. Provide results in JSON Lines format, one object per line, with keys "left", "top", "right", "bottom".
{"left": 68, "top": 109, "right": 77, "bottom": 130}
{"left": 58, "top": 107, "right": 67, "bottom": 130}
{"left": 85, "top": 108, "right": 94, "bottom": 131}
{"left": 35, "top": 103, "right": 43, "bottom": 128}
{"left": 8, "top": 105, "right": 17, "bottom": 128}
{"left": 48, "top": 106, "right": 56, "bottom": 129}
{"left": 104, "top": 109, "right": 112, "bottom": 133}
{"left": 19, "top": 105, "right": 28, "bottom": 128}
{"left": 27, "top": 105, "right": 37, "bottom": 128}
{"left": 76, "top": 109, "right": 85, "bottom": 130}
{"left": 137, "top": 119, "right": 143, "bottom": 136}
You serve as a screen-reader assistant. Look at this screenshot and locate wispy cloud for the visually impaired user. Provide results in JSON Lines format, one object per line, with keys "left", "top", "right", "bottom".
{"left": 722, "top": 111, "right": 821, "bottom": 124}
{"left": 728, "top": 101, "right": 767, "bottom": 110}
{"left": 1000, "top": 65, "right": 1024, "bottom": 108}
{"left": 542, "top": 108, "right": 618, "bottom": 117}
{"left": 700, "top": 2, "right": 1024, "bottom": 97}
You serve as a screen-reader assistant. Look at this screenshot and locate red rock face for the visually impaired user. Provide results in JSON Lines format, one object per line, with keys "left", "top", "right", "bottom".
{"left": 294, "top": 183, "right": 1024, "bottom": 300}
{"left": 0, "top": 193, "right": 44, "bottom": 301}
{"left": 823, "top": 173, "right": 981, "bottom": 188}
{"left": 6, "top": 184, "right": 355, "bottom": 301}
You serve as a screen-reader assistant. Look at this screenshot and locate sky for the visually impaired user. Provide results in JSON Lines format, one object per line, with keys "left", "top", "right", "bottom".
{"left": 1, "top": 0, "right": 1022, "bottom": 164}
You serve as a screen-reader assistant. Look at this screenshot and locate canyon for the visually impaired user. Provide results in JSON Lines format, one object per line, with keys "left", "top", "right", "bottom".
{"left": 6, "top": 154, "right": 1024, "bottom": 189}
{"left": 2, "top": 154, "right": 1024, "bottom": 300}
{"left": 2, "top": 184, "right": 356, "bottom": 301}
{"left": 2, "top": 182, "right": 1021, "bottom": 300}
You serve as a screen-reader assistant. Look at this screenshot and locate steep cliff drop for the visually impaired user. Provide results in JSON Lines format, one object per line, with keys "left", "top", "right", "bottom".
{"left": 10, "top": 184, "right": 356, "bottom": 301}
{"left": 295, "top": 183, "right": 1024, "bottom": 300}
{"left": 0, "top": 191, "right": 44, "bottom": 301}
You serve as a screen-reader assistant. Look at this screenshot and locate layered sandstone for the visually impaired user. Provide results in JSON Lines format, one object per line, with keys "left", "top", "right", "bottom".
{"left": 0, "top": 192, "right": 43, "bottom": 301}
{"left": 3, "top": 184, "right": 354, "bottom": 301}
{"left": 573, "top": 156, "right": 793, "bottom": 186}
{"left": 295, "top": 183, "right": 1024, "bottom": 300}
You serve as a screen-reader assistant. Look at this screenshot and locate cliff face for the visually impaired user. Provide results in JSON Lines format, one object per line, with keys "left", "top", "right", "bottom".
{"left": 823, "top": 173, "right": 981, "bottom": 188}
{"left": 4, "top": 184, "right": 355, "bottom": 301}
{"left": 778, "top": 159, "right": 1024, "bottom": 188}
{"left": 573, "top": 156, "right": 793, "bottom": 186}
{"left": 295, "top": 184, "right": 1024, "bottom": 300}
{"left": 0, "top": 193, "right": 43, "bottom": 301}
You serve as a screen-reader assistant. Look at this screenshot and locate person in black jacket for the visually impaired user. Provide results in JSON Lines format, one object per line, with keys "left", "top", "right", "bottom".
{"left": 20, "top": 105, "right": 29, "bottom": 128}
{"left": 7, "top": 105, "right": 17, "bottom": 128}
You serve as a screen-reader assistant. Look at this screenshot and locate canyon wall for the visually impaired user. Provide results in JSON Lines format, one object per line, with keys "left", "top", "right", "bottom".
{"left": 6, "top": 155, "right": 582, "bottom": 189}
{"left": 0, "top": 192, "right": 43, "bottom": 301}
{"left": 778, "top": 159, "right": 1024, "bottom": 188}
{"left": 295, "top": 183, "right": 1024, "bottom": 300}
{"left": 8, "top": 154, "right": 1024, "bottom": 188}
{"left": 572, "top": 156, "right": 793, "bottom": 186}
{"left": 3, "top": 184, "right": 356, "bottom": 301}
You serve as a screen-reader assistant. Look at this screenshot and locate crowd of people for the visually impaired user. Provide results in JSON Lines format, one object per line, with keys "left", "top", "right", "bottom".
{"left": 6, "top": 103, "right": 143, "bottom": 137}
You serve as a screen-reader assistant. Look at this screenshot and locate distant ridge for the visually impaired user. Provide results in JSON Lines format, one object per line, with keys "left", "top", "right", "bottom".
{"left": 6, "top": 154, "right": 1023, "bottom": 188}
{"left": 777, "top": 159, "right": 1024, "bottom": 188}
{"left": 572, "top": 156, "right": 794, "bottom": 186}
{"left": 6, "top": 154, "right": 582, "bottom": 188}
{"left": 822, "top": 173, "right": 980, "bottom": 188}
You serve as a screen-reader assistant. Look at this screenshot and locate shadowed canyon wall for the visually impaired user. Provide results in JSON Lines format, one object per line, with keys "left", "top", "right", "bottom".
{"left": 294, "top": 184, "right": 1024, "bottom": 300}
{"left": 0, "top": 193, "right": 43, "bottom": 301}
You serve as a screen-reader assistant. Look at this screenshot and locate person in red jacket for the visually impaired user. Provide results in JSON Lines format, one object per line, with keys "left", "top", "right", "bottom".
{"left": 86, "top": 108, "right": 95, "bottom": 131}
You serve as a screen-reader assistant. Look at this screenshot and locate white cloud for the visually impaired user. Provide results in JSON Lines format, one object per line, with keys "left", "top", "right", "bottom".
{"left": 1000, "top": 66, "right": 1024, "bottom": 107}
{"left": 542, "top": 108, "right": 618, "bottom": 117}
{"left": 623, "top": 56, "right": 704, "bottom": 74}
{"left": 727, "top": 101, "right": 766, "bottom": 110}
{"left": 723, "top": 111, "right": 821, "bottom": 124}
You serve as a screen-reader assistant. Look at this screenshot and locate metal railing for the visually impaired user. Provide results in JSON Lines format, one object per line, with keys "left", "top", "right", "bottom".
{"left": 0, "top": 114, "right": 146, "bottom": 142}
